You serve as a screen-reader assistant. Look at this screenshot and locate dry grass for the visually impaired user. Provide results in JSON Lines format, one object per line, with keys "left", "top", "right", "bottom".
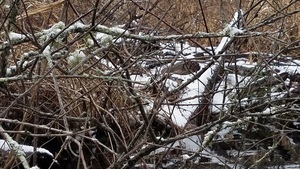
{"left": 1, "top": 0, "right": 300, "bottom": 168}
{"left": 9, "top": 0, "right": 300, "bottom": 50}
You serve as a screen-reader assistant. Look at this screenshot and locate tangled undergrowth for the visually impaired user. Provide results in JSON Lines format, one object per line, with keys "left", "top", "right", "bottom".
{"left": 1, "top": 0, "right": 300, "bottom": 169}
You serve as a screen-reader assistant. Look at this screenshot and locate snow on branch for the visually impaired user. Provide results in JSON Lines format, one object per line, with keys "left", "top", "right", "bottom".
{"left": 0, "top": 125, "right": 35, "bottom": 169}
{"left": 1, "top": 21, "right": 271, "bottom": 50}
{"left": 0, "top": 125, "right": 57, "bottom": 169}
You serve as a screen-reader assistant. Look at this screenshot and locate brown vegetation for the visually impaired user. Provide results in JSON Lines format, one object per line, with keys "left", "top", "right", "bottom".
{"left": 1, "top": 0, "right": 300, "bottom": 169}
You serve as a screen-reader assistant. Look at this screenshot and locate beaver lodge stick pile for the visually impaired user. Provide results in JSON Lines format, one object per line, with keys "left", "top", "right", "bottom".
{"left": 1, "top": 1, "right": 300, "bottom": 169}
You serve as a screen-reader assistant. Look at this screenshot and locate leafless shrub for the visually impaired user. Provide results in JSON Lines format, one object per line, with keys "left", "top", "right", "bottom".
{"left": 0, "top": 0, "right": 300, "bottom": 169}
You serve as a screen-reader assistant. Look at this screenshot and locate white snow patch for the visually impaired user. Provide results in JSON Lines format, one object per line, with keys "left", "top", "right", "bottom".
{"left": 111, "top": 26, "right": 129, "bottom": 35}
{"left": 9, "top": 32, "right": 26, "bottom": 41}
{"left": 0, "top": 139, "right": 53, "bottom": 157}
{"left": 223, "top": 24, "right": 244, "bottom": 37}
{"left": 69, "top": 21, "right": 85, "bottom": 30}
{"left": 162, "top": 63, "right": 213, "bottom": 127}
{"left": 30, "top": 166, "right": 40, "bottom": 169}
{"left": 149, "top": 135, "right": 201, "bottom": 156}
{"left": 67, "top": 49, "right": 86, "bottom": 67}
{"left": 96, "top": 32, "right": 113, "bottom": 47}
{"left": 41, "top": 21, "right": 65, "bottom": 40}
{"left": 211, "top": 91, "right": 228, "bottom": 114}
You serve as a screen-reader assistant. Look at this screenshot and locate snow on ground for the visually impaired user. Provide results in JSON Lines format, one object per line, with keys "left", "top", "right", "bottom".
{"left": 149, "top": 135, "right": 202, "bottom": 156}
{"left": 161, "top": 65, "right": 212, "bottom": 126}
